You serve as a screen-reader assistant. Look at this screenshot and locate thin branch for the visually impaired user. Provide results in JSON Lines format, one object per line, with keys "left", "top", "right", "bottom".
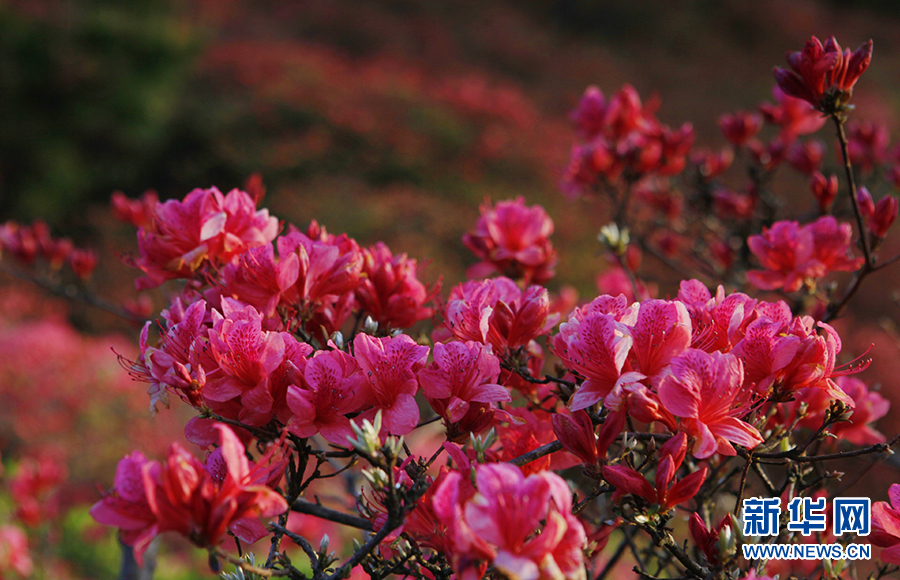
{"left": 292, "top": 499, "right": 373, "bottom": 531}
{"left": 211, "top": 548, "right": 295, "bottom": 578}
{"left": 509, "top": 440, "right": 563, "bottom": 467}
{"left": 0, "top": 262, "right": 145, "bottom": 323}
{"left": 834, "top": 115, "right": 873, "bottom": 266}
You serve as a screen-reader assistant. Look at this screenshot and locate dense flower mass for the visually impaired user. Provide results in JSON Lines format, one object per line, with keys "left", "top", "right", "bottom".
{"left": 561, "top": 84, "right": 694, "bottom": 197}
{"left": 69, "top": 30, "right": 900, "bottom": 580}
{"left": 746, "top": 216, "right": 863, "bottom": 292}
{"left": 432, "top": 463, "right": 587, "bottom": 580}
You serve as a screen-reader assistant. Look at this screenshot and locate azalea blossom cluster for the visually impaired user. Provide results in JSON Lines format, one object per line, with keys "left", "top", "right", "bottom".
{"left": 552, "top": 280, "right": 881, "bottom": 464}
{"left": 91, "top": 424, "right": 287, "bottom": 563}
{"left": 0, "top": 219, "right": 97, "bottom": 279}
{"left": 41, "top": 32, "right": 900, "bottom": 580}
{"left": 561, "top": 84, "right": 694, "bottom": 198}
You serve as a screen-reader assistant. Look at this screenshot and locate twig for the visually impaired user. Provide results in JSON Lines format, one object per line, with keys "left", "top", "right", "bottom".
{"left": 509, "top": 440, "right": 563, "bottom": 467}
{"left": 0, "top": 261, "right": 145, "bottom": 323}
{"left": 269, "top": 522, "right": 318, "bottom": 570}
{"left": 834, "top": 115, "right": 873, "bottom": 266}
{"left": 211, "top": 548, "right": 295, "bottom": 578}
{"left": 824, "top": 115, "right": 875, "bottom": 321}
{"left": 292, "top": 499, "right": 373, "bottom": 531}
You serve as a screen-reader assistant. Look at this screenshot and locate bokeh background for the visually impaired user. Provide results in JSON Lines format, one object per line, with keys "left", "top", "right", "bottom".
{"left": 4, "top": 0, "right": 900, "bottom": 578}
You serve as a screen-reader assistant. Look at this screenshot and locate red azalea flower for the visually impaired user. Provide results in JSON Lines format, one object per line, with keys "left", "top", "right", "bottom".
{"left": 463, "top": 197, "right": 558, "bottom": 284}
{"left": 719, "top": 111, "right": 763, "bottom": 146}
{"left": 352, "top": 333, "right": 429, "bottom": 436}
{"left": 774, "top": 35, "right": 873, "bottom": 114}
{"left": 355, "top": 241, "right": 439, "bottom": 330}
{"left": 432, "top": 463, "right": 587, "bottom": 580}
{"left": 658, "top": 350, "right": 763, "bottom": 458}
{"left": 872, "top": 484, "right": 900, "bottom": 564}
{"left": 858, "top": 187, "right": 899, "bottom": 239}
{"left": 601, "top": 433, "right": 707, "bottom": 511}
{"left": 418, "top": 340, "right": 509, "bottom": 425}
{"left": 810, "top": 172, "right": 839, "bottom": 212}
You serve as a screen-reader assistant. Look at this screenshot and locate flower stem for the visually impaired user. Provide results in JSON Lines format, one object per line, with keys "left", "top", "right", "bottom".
{"left": 833, "top": 115, "right": 873, "bottom": 266}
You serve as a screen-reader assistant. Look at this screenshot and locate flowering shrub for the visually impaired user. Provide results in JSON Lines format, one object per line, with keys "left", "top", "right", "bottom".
{"left": 4, "top": 32, "right": 900, "bottom": 580}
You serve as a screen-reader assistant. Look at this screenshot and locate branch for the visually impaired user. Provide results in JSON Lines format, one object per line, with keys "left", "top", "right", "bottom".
{"left": 0, "top": 261, "right": 145, "bottom": 323}
{"left": 642, "top": 526, "right": 710, "bottom": 580}
{"left": 269, "top": 522, "right": 318, "bottom": 570}
{"left": 833, "top": 115, "right": 873, "bottom": 266}
{"left": 211, "top": 548, "right": 296, "bottom": 578}
{"left": 292, "top": 499, "right": 373, "bottom": 531}
{"left": 508, "top": 440, "right": 563, "bottom": 467}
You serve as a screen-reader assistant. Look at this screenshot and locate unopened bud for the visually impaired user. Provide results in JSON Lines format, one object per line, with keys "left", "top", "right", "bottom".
{"left": 598, "top": 223, "right": 630, "bottom": 255}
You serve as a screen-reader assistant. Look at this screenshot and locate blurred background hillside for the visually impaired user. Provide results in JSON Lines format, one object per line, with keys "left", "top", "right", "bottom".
{"left": 4, "top": 1, "right": 900, "bottom": 578}
{"left": 5, "top": 0, "right": 900, "bottom": 296}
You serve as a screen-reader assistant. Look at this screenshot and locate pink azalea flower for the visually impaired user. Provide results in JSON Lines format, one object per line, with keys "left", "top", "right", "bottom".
{"left": 10, "top": 455, "right": 67, "bottom": 526}
{"left": 570, "top": 85, "right": 607, "bottom": 139}
{"left": 127, "top": 299, "right": 212, "bottom": 411}
{"left": 462, "top": 197, "right": 558, "bottom": 284}
{"left": 148, "top": 425, "right": 287, "bottom": 550}
{"left": 89, "top": 451, "right": 160, "bottom": 564}
{"left": 630, "top": 299, "right": 692, "bottom": 383}
{"left": 205, "top": 303, "right": 286, "bottom": 425}
{"left": 92, "top": 426, "right": 288, "bottom": 564}
{"left": 807, "top": 215, "right": 865, "bottom": 273}
{"left": 830, "top": 376, "right": 890, "bottom": 444}
{"left": 846, "top": 121, "right": 890, "bottom": 174}
{"left": 276, "top": 227, "right": 364, "bottom": 312}
{"left": 773, "top": 376, "right": 887, "bottom": 444}
{"left": 758, "top": 87, "right": 827, "bottom": 143}
{"left": 747, "top": 217, "right": 863, "bottom": 292}
{"left": 677, "top": 280, "right": 756, "bottom": 353}
{"left": 352, "top": 333, "right": 429, "bottom": 435}
{"left": 565, "top": 292, "right": 637, "bottom": 324}
{"left": 221, "top": 244, "right": 300, "bottom": 317}
{"left": 355, "top": 242, "right": 438, "bottom": 330}
{"left": 433, "top": 463, "right": 587, "bottom": 580}
{"left": 286, "top": 349, "right": 366, "bottom": 445}
{"left": 134, "top": 187, "right": 278, "bottom": 289}
{"left": 731, "top": 316, "right": 801, "bottom": 394}
{"left": 658, "top": 350, "right": 763, "bottom": 458}
{"left": 872, "top": 484, "right": 900, "bottom": 564}
{"left": 786, "top": 139, "right": 825, "bottom": 174}
{"left": 111, "top": 190, "right": 158, "bottom": 228}
{"left": 767, "top": 317, "right": 862, "bottom": 404}
{"left": 418, "top": 341, "right": 509, "bottom": 425}
{"left": 553, "top": 310, "right": 643, "bottom": 411}
{"left": 746, "top": 220, "right": 815, "bottom": 292}
{"left": 443, "top": 277, "right": 556, "bottom": 355}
